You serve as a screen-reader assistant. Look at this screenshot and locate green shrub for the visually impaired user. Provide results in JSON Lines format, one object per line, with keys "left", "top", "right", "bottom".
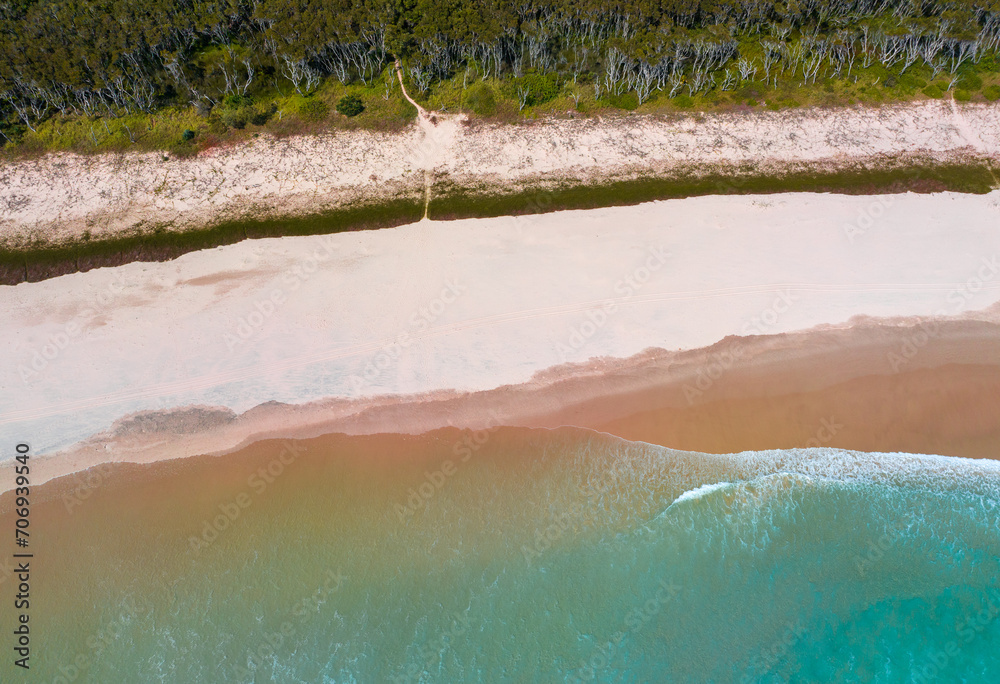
{"left": 514, "top": 72, "right": 559, "bottom": 106}
{"left": 336, "top": 94, "right": 364, "bottom": 117}
{"left": 922, "top": 84, "right": 944, "bottom": 99}
{"left": 223, "top": 94, "right": 252, "bottom": 108}
{"left": 603, "top": 91, "right": 639, "bottom": 110}
{"left": 297, "top": 97, "right": 330, "bottom": 121}
{"left": 464, "top": 83, "right": 496, "bottom": 115}
{"left": 673, "top": 95, "right": 695, "bottom": 108}
{"left": 181, "top": 129, "right": 196, "bottom": 141}
{"left": 958, "top": 73, "right": 983, "bottom": 91}
{"left": 220, "top": 109, "right": 247, "bottom": 129}
{"left": 984, "top": 85, "right": 1000, "bottom": 101}
{"left": 954, "top": 89, "right": 972, "bottom": 101}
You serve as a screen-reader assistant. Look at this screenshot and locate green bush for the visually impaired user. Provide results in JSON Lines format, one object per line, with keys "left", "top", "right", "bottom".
{"left": 297, "top": 97, "right": 330, "bottom": 121}
{"left": 181, "top": 129, "right": 196, "bottom": 141}
{"left": 954, "top": 89, "right": 972, "bottom": 101}
{"left": 958, "top": 73, "right": 984, "bottom": 91}
{"left": 922, "top": 84, "right": 944, "bottom": 99}
{"left": 984, "top": 85, "right": 1000, "bottom": 101}
{"left": 464, "top": 83, "right": 496, "bottom": 115}
{"left": 603, "top": 91, "right": 639, "bottom": 110}
{"left": 514, "top": 72, "right": 559, "bottom": 106}
{"left": 220, "top": 109, "right": 248, "bottom": 129}
{"left": 223, "top": 94, "right": 252, "bottom": 109}
{"left": 673, "top": 95, "right": 695, "bottom": 108}
{"left": 336, "top": 94, "right": 364, "bottom": 117}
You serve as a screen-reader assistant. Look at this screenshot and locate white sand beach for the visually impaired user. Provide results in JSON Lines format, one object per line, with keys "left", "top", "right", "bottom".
{"left": 1, "top": 189, "right": 999, "bottom": 489}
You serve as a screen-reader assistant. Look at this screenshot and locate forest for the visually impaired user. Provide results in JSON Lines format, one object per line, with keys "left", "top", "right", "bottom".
{"left": 2, "top": 0, "right": 999, "bottom": 151}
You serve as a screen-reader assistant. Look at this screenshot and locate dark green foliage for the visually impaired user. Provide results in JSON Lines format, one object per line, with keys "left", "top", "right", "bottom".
{"left": 514, "top": 73, "right": 558, "bottom": 107}
{"left": 954, "top": 89, "right": 972, "bottom": 101}
{"left": 673, "top": 95, "right": 695, "bottom": 108}
{"left": 922, "top": 84, "right": 944, "bottom": 99}
{"left": 336, "top": 94, "right": 364, "bottom": 117}
{"left": 1, "top": 0, "right": 1000, "bottom": 134}
{"left": 464, "top": 83, "right": 496, "bottom": 115}
{"left": 220, "top": 109, "right": 248, "bottom": 130}
{"left": 958, "top": 73, "right": 983, "bottom": 91}
{"left": 603, "top": 91, "right": 639, "bottom": 110}
{"left": 984, "top": 85, "right": 1000, "bottom": 101}
{"left": 298, "top": 98, "right": 330, "bottom": 121}
{"left": 181, "top": 129, "right": 196, "bottom": 141}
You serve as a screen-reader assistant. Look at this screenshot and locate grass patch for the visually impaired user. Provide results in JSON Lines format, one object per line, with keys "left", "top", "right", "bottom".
{"left": 0, "top": 198, "right": 424, "bottom": 285}
{"left": 428, "top": 163, "right": 997, "bottom": 221}
{"left": 3, "top": 160, "right": 994, "bottom": 284}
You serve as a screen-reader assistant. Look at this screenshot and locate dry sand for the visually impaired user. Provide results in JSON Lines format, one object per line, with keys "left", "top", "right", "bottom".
{"left": 2, "top": 101, "right": 999, "bottom": 248}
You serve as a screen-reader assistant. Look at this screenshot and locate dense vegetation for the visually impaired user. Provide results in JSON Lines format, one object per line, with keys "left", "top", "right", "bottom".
{"left": 2, "top": 0, "right": 999, "bottom": 153}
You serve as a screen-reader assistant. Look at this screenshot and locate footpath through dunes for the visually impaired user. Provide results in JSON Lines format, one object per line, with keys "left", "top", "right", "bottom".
{"left": 2, "top": 426, "right": 1000, "bottom": 681}
{"left": 1, "top": 100, "right": 999, "bottom": 283}
{"left": 6, "top": 304, "right": 1000, "bottom": 493}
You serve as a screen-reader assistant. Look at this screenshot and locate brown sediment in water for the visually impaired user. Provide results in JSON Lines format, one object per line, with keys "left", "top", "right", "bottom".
{"left": 5, "top": 310, "right": 999, "bottom": 494}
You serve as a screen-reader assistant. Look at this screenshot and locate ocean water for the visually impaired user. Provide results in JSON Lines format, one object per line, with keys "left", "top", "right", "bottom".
{"left": 5, "top": 427, "right": 1000, "bottom": 683}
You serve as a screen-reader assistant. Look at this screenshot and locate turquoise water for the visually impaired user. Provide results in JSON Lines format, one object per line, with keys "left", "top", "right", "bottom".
{"left": 9, "top": 429, "right": 1000, "bottom": 682}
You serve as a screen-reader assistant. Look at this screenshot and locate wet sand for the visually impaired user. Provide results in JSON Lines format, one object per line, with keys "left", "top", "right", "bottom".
{"left": 6, "top": 309, "right": 999, "bottom": 493}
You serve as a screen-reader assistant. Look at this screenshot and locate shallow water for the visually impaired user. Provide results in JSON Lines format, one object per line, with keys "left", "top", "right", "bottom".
{"left": 5, "top": 427, "right": 999, "bottom": 682}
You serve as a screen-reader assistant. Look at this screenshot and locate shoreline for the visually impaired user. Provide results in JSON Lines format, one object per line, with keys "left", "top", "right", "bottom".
{"left": 3, "top": 188, "right": 1000, "bottom": 484}
{"left": 5, "top": 306, "right": 999, "bottom": 493}
{"left": 2, "top": 101, "right": 998, "bottom": 285}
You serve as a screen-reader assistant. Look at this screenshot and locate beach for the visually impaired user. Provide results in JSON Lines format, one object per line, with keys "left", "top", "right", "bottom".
{"left": 1, "top": 114, "right": 1000, "bottom": 682}
{"left": 2, "top": 189, "right": 999, "bottom": 491}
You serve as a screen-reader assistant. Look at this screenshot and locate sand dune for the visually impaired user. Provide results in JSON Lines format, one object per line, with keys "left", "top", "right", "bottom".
{"left": 2, "top": 101, "right": 998, "bottom": 249}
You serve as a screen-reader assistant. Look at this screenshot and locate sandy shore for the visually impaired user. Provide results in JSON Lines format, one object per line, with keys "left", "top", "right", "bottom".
{"left": 4, "top": 191, "right": 1000, "bottom": 454}
{"left": 5, "top": 303, "right": 999, "bottom": 492}
{"left": 2, "top": 101, "right": 998, "bottom": 249}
